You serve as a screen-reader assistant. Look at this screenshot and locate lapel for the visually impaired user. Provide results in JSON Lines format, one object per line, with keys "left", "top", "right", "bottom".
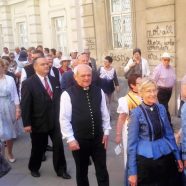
{"left": 48, "top": 75, "right": 55, "bottom": 97}
{"left": 34, "top": 74, "right": 51, "bottom": 99}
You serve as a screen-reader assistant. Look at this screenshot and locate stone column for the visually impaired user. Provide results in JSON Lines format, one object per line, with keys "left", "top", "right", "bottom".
{"left": 26, "top": 0, "right": 42, "bottom": 46}
{"left": 80, "top": 0, "right": 97, "bottom": 57}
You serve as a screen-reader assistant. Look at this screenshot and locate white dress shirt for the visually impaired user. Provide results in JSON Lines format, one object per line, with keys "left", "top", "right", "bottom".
{"left": 36, "top": 73, "right": 53, "bottom": 91}
{"left": 60, "top": 89, "right": 111, "bottom": 143}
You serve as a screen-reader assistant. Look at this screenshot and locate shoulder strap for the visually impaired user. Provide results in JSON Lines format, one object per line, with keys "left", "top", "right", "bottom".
{"left": 139, "top": 105, "right": 153, "bottom": 141}
{"left": 127, "top": 93, "right": 139, "bottom": 107}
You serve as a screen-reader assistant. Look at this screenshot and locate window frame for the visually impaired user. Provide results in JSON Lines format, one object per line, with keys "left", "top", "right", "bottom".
{"left": 110, "top": 0, "right": 135, "bottom": 49}
{"left": 53, "top": 16, "right": 68, "bottom": 53}
{"left": 17, "top": 22, "right": 28, "bottom": 48}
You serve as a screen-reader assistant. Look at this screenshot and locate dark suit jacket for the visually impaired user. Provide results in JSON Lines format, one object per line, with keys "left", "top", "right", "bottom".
{"left": 61, "top": 70, "right": 75, "bottom": 91}
{"left": 21, "top": 74, "right": 62, "bottom": 133}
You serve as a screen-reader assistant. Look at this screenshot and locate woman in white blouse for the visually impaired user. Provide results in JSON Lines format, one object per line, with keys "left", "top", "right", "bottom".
{"left": 124, "top": 48, "right": 150, "bottom": 79}
{"left": 0, "top": 59, "right": 21, "bottom": 163}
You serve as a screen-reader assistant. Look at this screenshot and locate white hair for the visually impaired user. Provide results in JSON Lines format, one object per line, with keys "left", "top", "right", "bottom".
{"left": 74, "top": 64, "right": 92, "bottom": 76}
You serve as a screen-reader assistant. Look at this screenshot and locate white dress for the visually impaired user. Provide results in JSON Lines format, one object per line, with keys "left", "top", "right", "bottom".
{"left": 0, "top": 75, "right": 23, "bottom": 141}
{"left": 117, "top": 97, "right": 130, "bottom": 168}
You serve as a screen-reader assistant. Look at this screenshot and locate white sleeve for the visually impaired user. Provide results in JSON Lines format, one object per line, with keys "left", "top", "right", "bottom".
{"left": 59, "top": 91, "right": 75, "bottom": 143}
{"left": 19, "top": 68, "right": 27, "bottom": 98}
{"left": 124, "top": 59, "right": 133, "bottom": 73}
{"left": 101, "top": 90, "right": 112, "bottom": 135}
{"left": 142, "top": 58, "right": 150, "bottom": 77}
{"left": 9, "top": 76, "right": 20, "bottom": 105}
{"left": 117, "top": 97, "right": 129, "bottom": 114}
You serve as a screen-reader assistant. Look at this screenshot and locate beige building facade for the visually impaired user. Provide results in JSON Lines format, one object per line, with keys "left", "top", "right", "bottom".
{"left": 0, "top": 0, "right": 186, "bottom": 77}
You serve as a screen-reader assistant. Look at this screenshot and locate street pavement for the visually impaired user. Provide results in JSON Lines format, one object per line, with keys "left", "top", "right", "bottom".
{"left": 0, "top": 119, "right": 124, "bottom": 186}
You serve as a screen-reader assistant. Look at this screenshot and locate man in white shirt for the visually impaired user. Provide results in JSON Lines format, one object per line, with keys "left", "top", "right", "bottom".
{"left": 53, "top": 51, "right": 62, "bottom": 68}
{"left": 60, "top": 64, "right": 111, "bottom": 186}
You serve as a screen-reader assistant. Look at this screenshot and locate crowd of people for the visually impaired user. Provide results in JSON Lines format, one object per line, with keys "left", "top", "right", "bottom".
{"left": 0, "top": 45, "right": 186, "bottom": 186}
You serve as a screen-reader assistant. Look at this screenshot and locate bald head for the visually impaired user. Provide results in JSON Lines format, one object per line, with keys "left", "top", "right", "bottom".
{"left": 74, "top": 64, "right": 92, "bottom": 88}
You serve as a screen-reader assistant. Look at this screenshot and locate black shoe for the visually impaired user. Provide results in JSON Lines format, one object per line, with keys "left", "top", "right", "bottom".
{"left": 42, "top": 154, "right": 46, "bottom": 161}
{"left": 57, "top": 172, "right": 71, "bottom": 179}
{"left": 31, "top": 171, "right": 40, "bottom": 177}
{"left": 46, "top": 145, "right": 53, "bottom": 151}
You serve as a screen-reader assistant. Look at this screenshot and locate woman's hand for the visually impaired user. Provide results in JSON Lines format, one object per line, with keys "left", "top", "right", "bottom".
{"left": 128, "top": 175, "right": 137, "bottom": 186}
{"left": 115, "top": 133, "right": 122, "bottom": 144}
{"left": 15, "top": 109, "right": 21, "bottom": 120}
{"left": 115, "top": 86, "right": 120, "bottom": 93}
{"left": 177, "top": 160, "right": 183, "bottom": 172}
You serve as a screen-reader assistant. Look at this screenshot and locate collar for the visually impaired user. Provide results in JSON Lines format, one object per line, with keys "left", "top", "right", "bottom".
{"left": 142, "top": 102, "right": 156, "bottom": 111}
{"left": 36, "top": 73, "right": 48, "bottom": 81}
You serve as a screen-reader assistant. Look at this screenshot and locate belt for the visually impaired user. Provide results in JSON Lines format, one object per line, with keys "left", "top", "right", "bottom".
{"left": 158, "top": 86, "right": 172, "bottom": 90}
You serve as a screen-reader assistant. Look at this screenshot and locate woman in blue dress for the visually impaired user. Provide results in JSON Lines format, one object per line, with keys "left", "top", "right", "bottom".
{"left": 127, "top": 78, "right": 183, "bottom": 186}
{"left": 0, "top": 59, "right": 21, "bottom": 163}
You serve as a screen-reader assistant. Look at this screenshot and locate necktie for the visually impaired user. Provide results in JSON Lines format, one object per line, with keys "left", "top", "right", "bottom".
{"left": 44, "top": 77, "right": 53, "bottom": 99}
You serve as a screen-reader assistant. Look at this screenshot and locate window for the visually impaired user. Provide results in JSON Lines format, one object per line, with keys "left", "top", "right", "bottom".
{"left": 110, "top": 0, "right": 134, "bottom": 49}
{"left": 53, "top": 17, "right": 68, "bottom": 53}
{"left": 17, "top": 22, "right": 28, "bottom": 48}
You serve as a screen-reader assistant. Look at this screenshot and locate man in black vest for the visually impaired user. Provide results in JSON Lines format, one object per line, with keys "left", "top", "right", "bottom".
{"left": 60, "top": 64, "right": 111, "bottom": 186}
{"left": 21, "top": 57, "right": 71, "bottom": 179}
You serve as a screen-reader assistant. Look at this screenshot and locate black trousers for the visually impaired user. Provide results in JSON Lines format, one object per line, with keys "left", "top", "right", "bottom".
{"left": 137, "top": 153, "right": 180, "bottom": 186}
{"left": 28, "top": 127, "right": 67, "bottom": 175}
{"left": 72, "top": 137, "right": 109, "bottom": 186}
{"left": 157, "top": 87, "right": 172, "bottom": 123}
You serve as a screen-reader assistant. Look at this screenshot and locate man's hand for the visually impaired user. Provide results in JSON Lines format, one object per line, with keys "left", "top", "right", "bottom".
{"left": 102, "top": 135, "right": 109, "bottom": 149}
{"left": 24, "top": 126, "right": 32, "bottom": 133}
{"left": 68, "top": 140, "right": 80, "bottom": 151}
{"left": 128, "top": 175, "right": 137, "bottom": 186}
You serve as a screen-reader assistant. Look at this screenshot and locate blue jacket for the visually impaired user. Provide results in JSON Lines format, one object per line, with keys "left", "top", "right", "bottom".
{"left": 181, "top": 102, "right": 186, "bottom": 160}
{"left": 127, "top": 103, "right": 180, "bottom": 176}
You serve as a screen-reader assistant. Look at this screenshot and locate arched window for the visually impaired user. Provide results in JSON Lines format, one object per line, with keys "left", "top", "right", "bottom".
{"left": 110, "top": 0, "right": 134, "bottom": 49}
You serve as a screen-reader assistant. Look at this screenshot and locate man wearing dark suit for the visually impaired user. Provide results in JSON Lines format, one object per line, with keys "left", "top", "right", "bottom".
{"left": 21, "top": 57, "right": 71, "bottom": 179}
{"left": 20, "top": 50, "right": 53, "bottom": 154}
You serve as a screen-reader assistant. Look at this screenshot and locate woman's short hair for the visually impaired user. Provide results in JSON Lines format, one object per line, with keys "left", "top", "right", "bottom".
{"left": 138, "top": 78, "right": 157, "bottom": 94}
{"left": 0, "top": 58, "right": 5, "bottom": 68}
{"left": 105, "top": 56, "right": 113, "bottom": 63}
{"left": 133, "top": 48, "right": 141, "bottom": 56}
{"left": 128, "top": 74, "right": 141, "bottom": 89}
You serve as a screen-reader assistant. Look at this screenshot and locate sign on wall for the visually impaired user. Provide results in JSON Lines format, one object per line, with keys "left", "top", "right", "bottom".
{"left": 146, "top": 21, "right": 175, "bottom": 66}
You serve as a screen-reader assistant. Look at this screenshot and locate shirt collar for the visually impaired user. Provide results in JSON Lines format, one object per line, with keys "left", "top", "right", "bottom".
{"left": 36, "top": 73, "right": 48, "bottom": 81}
